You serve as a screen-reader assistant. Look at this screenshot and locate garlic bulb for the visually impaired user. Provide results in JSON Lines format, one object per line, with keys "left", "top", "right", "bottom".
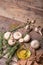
{"left": 24, "top": 34, "right": 30, "bottom": 42}
{"left": 19, "top": 38, "right": 24, "bottom": 43}
{"left": 4, "top": 32, "right": 11, "bottom": 40}
{"left": 30, "top": 40, "right": 40, "bottom": 49}
{"left": 13, "top": 32, "right": 22, "bottom": 40}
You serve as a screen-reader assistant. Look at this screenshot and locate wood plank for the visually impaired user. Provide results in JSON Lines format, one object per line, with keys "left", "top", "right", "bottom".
{"left": 0, "top": 0, "right": 43, "bottom": 11}
{"left": 0, "top": 0, "right": 43, "bottom": 23}
{"left": 0, "top": 16, "right": 24, "bottom": 32}
{"left": 0, "top": 1, "right": 43, "bottom": 65}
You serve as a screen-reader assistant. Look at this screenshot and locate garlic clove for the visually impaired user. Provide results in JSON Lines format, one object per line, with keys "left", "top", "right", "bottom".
{"left": 4, "top": 32, "right": 11, "bottom": 40}
{"left": 19, "top": 38, "right": 24, "bottom": 43}
{"left": 13, "top": 32, "right": 22, "bottom": 40}
{"left": 24, "top": 34, "right": 30, "bottom": 42}
{"left": 30, "top": 40, "right": 40, "bottom": 49}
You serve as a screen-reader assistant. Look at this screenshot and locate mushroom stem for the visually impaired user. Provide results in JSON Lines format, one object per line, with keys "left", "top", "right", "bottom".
{"left": 39, "top": 30, "right": 42, "bottom": 36}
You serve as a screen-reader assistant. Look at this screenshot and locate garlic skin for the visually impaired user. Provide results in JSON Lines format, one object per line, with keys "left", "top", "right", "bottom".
{"left": 4, "top": 32, "right": 11, "bottom": 40}
{"left": 30, "top": 40, "right": 40, "bottom": 49}
{"left": 13, "top": 32, "right": 22, "bottom": 40}
{"left": 19, "top": 38, "right": 24, "bottom": 43}
{"left": 24, "top": 34, "right": 30, "bottom": 42}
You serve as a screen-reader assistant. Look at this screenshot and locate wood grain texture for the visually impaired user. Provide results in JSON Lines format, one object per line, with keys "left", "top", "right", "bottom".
{"left": 0, "top": 0, "right": 43, "bottom": 23}
{"left": 0, "top": 1, "right": 43, "bottom": 65}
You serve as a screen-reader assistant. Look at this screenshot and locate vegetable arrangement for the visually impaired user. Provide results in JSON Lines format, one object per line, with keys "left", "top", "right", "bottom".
{"left": 0, "top": 20, "right": 42, "bottom": 65}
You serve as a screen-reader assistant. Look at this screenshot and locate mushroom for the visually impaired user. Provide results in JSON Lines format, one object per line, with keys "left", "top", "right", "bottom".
{"left": 30, "top": 40, "right": 40, "bottom": 49}
{"left": 39, "top": 30, "right": 42, "bottom": 36}
{"left": 34, "top": 27, "right": 42, "bottom": 36}
{"left": 8, "top": 35, "right": 16, "bottom": 46}
{"left": 31, "top": 20, "right": 35, "bottom": 24}
{"left": 19, "top": 38, "right": 24, "bottom": 43}
{"left": 25, "top": 25, "right": 29, "bottom": 30}
{"left": 34, "top": 27, "right": 38, "bottom": 32}
{"left": 4, "top": 32, "right": 11, "bottom": 40}
{"left": 8, "top": 38, "right": 16, "bottom": 46}
{"left": 13, "top": 32, "right": 22, "bottom": 40}
{"left": 24, "top": 34, "right": 30, "bottom": 42}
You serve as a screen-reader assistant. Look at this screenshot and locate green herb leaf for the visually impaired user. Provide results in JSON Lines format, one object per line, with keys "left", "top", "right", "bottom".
{"left": 0, "top": 32, "right": 3, "bottom": 58}
{"left": 6, "top": 42, "right": 20, "bottom": 65}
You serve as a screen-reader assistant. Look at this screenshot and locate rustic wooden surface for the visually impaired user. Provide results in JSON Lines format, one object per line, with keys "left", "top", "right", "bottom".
{"left": 0, "top": 0, "right": 43, "bottom": 65}
{"left": 0, "top": 16, "right": 43, "bottom": 65}
{"left": 0, "top": 0, "right": 43, "bottom": 23}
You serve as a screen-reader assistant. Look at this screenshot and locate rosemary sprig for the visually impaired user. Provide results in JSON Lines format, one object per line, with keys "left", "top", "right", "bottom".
{"left": 3, "top": 39, "right": 12, "bottom": 56}
{"left": 6, "top": 42, "right": 20, "bottom": 65}
{"left": 0, "top": 32, "right": 3, "bottom": 58}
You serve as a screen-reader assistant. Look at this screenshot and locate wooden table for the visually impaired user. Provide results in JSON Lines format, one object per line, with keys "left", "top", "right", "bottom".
{"left": 0, "top": 0, "right": 43, "bottom": 23}
{"left": 0, "top": 0, "right": 43, "bottom": 65}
